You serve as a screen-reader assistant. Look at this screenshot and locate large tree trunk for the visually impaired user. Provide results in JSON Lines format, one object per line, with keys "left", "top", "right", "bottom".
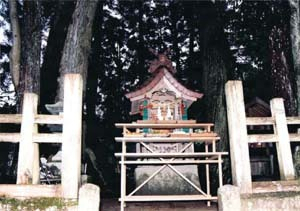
{"left": 19, "top": 0, "right": 41, "bottom": 98}
{"left": 269, "top": 26, "right": 297, "bottom": 116}
{"left": 40, "top": 1, "right": 75, "bottom": 109}
{"left": 8, "top": 0, "right": 21, "bottom": 89}
{"left": 5, "top": 0, "right": 41, "bottom": 183}
{"left": 56, "top": 0, "right": 99, "bottom": 102}
{"left": 200, "top": 1, "right": 230, "bottom": 186}
{"left": 289, "top": 0, "right": 300, "bottom": 115}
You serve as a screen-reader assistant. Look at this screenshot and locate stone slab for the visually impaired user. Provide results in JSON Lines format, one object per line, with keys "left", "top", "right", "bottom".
{"left": 134, "top": 165, "right": 201, "bottom": 195}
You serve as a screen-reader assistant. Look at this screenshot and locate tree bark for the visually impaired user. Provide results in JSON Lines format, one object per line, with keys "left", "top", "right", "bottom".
{"left": 5, "top": 0, "right": 42, "bottom": 183}
{"left": 40, "top": 1, "right": 75, "bottom": 108}
{"left": 8, "top": 0, "right": 21, "bottom": 89}
{"left": 19, "top": 0, "right": 41, "bottom": 97}
{"left": 269, "top": 26, "right": 297, "bottom": 116}
{"left": 199, "top": 1, "right": 230, "bottom": 186}
{"left": 289, "top": 0, "right": 300, "bottom": 115}
{"left": 56, "top": 0, "right": 99, "bottom": 102}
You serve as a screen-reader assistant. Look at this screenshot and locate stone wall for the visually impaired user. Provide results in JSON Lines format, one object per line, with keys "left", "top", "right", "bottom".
{"left": 218, "top": 184, "right": 300, "bottom": 211}
{"left": 0, "top": 183, "right": 100, "bottom": 211}
{"left": 241, "top": 191, "right": 300, "bottom": 211}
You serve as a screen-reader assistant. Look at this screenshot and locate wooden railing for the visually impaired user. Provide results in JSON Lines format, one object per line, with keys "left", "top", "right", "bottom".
{"left": 115, "top": 121, "right": 228, "bottom": 211}
{"left": 246, "top": 116, "right": 300, "bottom": 143}
{"left": 225, "top": 80, "right": 300, "bottom": 194}
{"left": 0, "top": 74, "right": 83, "bottom": 199}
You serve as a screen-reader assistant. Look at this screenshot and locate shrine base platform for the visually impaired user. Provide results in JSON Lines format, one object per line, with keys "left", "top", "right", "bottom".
{"left": 134, "top": 165, "right": 201, "bottom": 195}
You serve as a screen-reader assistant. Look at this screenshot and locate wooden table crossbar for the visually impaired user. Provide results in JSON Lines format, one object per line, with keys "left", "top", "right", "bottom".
{"left": 115, "top": 121, "right": 227, "bottom": 211}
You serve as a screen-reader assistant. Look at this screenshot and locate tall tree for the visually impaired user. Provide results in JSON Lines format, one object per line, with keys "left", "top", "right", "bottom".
{"left": 8, "top": 0, "right": 20, "bottom": 89}
{"left": 40, "top": 1, "right": 75, "bottom": 108}
{"left": 199, "top": 1, "right": 231, "bottom": 185}
{"left": 289, "top": 0, "right": 300, "bottom": 114}
{"left": 269, "top": 25, "right": 297, "bottom": 116}
{"left": 19, "top": 0, "right": 41, "bottom": 98}
{"left": 4, "top": 0, "right": 42, "bottom": 182}
{"left": 56, "top": 0, "right": 99, "bottom": 103}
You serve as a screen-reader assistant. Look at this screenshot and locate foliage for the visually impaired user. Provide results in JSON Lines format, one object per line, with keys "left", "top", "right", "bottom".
{"left": 0, "top": 0, "right": 298, "bottom": 195}
{"left": 0, "top": 197, "right": 77, "bottom": 211}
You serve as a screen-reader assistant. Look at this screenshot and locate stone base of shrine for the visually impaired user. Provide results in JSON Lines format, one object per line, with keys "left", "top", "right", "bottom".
{"left": 134, "top": 165, "right": 201, "bottom": 195}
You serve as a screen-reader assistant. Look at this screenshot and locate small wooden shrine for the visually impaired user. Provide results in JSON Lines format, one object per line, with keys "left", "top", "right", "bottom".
{"left": 126, "top": 53, "right": 204, "bottom": 193}
{"left": 126, "top": 53, "right": 203, "bottom": 121}
{"left": 115, "top": 52, "right": 227, "bottom": 210}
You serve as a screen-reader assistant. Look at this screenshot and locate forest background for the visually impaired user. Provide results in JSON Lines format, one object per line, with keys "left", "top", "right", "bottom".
{"left": 0, "top": 0, "right": 300, "bottom": 197}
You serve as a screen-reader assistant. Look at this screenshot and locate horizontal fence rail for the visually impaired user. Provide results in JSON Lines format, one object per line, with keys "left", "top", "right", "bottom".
{"left": 0, "top": 74, "right": 83, "bottom": 199}
{"left": 225, "top": 80, "right": 300, "bottom": 194}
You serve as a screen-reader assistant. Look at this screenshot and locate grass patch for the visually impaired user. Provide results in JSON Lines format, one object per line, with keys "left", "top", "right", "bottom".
{"left": 241, "top": 191, "right": 300, "bottom": 199}
{"left": 0, "top": 197, "right": 77, "bottom": 211}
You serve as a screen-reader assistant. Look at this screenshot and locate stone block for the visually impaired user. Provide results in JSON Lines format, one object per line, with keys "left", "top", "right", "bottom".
{"left": 218, "top": 185, "right": 241, "bottom": 211}
{"left": 78, "top": 183, "right": 100, "bottom": 211}
{"left": 135, "top": 165, "right": 201, "bottom": 195}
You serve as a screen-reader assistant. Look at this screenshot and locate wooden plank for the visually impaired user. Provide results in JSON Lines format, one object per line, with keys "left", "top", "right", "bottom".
{"left": 17, "top": 93, "right": 39, "bottom": 185}
{"left": 0, "top": 133, "right": 62, "bottom": 143}
{"left": 286, "top": 116, "right": 300, "bottom": 125}
{"left": 114, "top": 152, "right": 228, "bottom": 158}
{"left": 290, "top": 133, "right": 300, "bottom": 142}
{"left": 271, "top": 98, "right": 295, "bottom": 180}
{"left": 120, "top": 137, "right": 126, "bottom": 210}
{"left": 137, "top": 120, "right": 197, "bottom": 124}
{"left": 0, "top": 184, "right": 62, "bottom": 198}
{"left": 247, "top": 134, "right": 277, "bottom": 143}
{"left": 0, "top": 133, "right": 20, "bottom": 142}
{"left": 120, "top": 160, "right": 222, "bottom": 165}
{"left": 177, "top": 120, "right": 197, "bottom": 124}
{"left": 205, "top": 143, "right": 210, "bottom": 206}
{"left": 62, "top": 74, "right": 83, "bottom": 199}
{"left": 35, "top": 114, "right": 63, "bottom": 124}
{"left": 121, "top": 195, "right": 217, "bottom": 202}
{"left": 33, "top": 133, "right": 62, "bottom": 143}
{"left": 225, "top": 81, "right": 252, "bottom": 193}
{"left": 115, "top": 137, "right": 220, "bottom": 143}
{"left": 246, "top": 117, "right": 274, "bottom": 126}
{"left": 115, "top": 123, "right": 214, "bottom": 129}
{"left": 252, "top": 180, "right": 300, "bottom": 193}
{"left": 0, "top": 114, "right": 22, "bottom": 123}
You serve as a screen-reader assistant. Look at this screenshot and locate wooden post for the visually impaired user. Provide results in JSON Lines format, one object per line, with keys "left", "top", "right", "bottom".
{"left": 17, "top": 93, "right": 39, "bottom": 184}
{"left": 62, "top": 74, "right": 83, "bottom": 198}
{"left": 270, "top": 98, "right": 295, "bottom": 180}
{"left": 120, "top": 136, "right": 127, "bottom": 211}
{"left": 225, "top": 81, "right": 252, "bottom": 193}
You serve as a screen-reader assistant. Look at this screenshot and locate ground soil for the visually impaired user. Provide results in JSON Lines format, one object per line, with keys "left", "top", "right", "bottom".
{"left": 100, "top": 199, "right": 218, "bottom": 211}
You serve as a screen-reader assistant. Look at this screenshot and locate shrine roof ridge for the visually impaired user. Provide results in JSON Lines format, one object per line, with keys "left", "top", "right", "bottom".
{"left": 125, "top": 68, "right": 203, "bottom": 100}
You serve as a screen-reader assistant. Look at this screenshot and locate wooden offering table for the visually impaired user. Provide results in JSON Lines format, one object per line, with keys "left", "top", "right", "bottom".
{"left": 115, "top": 120, "right": 228, "bottom": 211}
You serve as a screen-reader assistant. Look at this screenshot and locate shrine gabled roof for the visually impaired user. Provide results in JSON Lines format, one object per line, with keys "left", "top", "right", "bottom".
{"left": 245, "top": 97, "right": 271, "bottom": 117}
{"left": 125, "top": 67, "right": 203, "bottom": 100}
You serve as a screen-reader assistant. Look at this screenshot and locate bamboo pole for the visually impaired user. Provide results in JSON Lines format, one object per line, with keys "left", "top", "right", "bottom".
{"left": 62, "top": 74, "right": 83, "bottom": 198}
{"left": 17, "top": 93, "right": 39, "bottom": 184}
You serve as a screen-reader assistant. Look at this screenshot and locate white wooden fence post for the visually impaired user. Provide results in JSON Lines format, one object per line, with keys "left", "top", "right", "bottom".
{"left": 270, "top": 98, "right": 295, "bottom": 180}
{"left": 62, "top": 74, "right": 83, "bottom": 198}
{"left": 225, "top": 81, "right": 252, "bottom": 193}
{"left": 17, "top": 92, "right": 39, "bottom": 184}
